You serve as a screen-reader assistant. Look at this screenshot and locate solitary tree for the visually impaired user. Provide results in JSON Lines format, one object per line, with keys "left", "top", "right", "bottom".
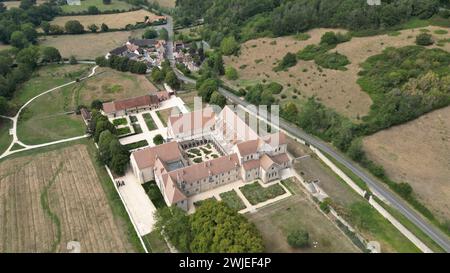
{"left": 416, "top": 33, "right": 434, "bottom": 46}
{"left": 65, "top": 20, "right": 84, "bottom": 34}
{"left": 41, "top": 47, "right": 62, "bottom": 63}
{"left": 101, "top": 23, "right": 109, "bottom": 32}
{"left": 153, "top": 134, "right": 164, "bottom": 145}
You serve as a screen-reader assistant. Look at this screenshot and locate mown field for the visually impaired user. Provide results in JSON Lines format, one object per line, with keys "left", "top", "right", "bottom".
{"left": 223, "top": 26, "right": 450, "bottom": 121}
{"left": 0, "top": 143, "right": 138, "bottom": 252}
{"left": 363, "top": 106, "right": 450, "bottom": 223}
{"left": 51, "top": 9, "right": 161, "bottom": 29}
{"left": 60, "top": 0, "right": 135, "bottom": 13}
{"left": 39, "top": 29, "right": 145, "bottom": 60}
{"left": 246, "top": 179, "right": 359, "bottom": 253}
{"left": 73, "top": 67, "right": 158, "bottom": 105}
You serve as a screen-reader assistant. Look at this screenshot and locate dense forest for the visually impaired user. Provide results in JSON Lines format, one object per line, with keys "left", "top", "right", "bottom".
{"left": 175, "top": 0, "right": 445, "bottom": 44}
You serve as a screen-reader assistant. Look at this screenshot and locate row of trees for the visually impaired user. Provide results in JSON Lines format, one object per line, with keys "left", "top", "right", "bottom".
{"left": 88, "top": 110, "right": 130, "bottom": 175}
{"left": 96, "top": 55, "right": 148, "bottom": 74}
{"left": 150, "top": 60, "right": 181, "bottom": 89}
{"left": 155, "top": 200, "right": 264, "bottom": 253}
{"left": 176, "top": 0, "right": 443, "bottom": 44}
{"left": 0, "top": 46, "right": 62, "bottom": 114}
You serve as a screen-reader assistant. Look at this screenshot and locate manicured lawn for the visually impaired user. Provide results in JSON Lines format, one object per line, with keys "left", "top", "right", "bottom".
{"left": 0, "top": 118, "right": 12, "bottom": 155}
{"left": 142, "top": 113, "right": 157, "bottom": 131}
{"left": 240, "top": 181, "right": 286, "bottom": 205}
{"left": 113, "top": 118, "right": 128, "bottom": 126}
{"left": 124, "top": 140, "right": 148, "bottom": 151}
{"left": 16, "top": 84, "right": 86, "bottom": 145}
{"left": 61, "top": 0, "right": 135, "bottom": 13}
{"left": 143, "top": 230, "right": 170, "bottom": 253}
{"left": 219, "top": 190, "right": 246, "bottom": 211}
{"left": 142, "top": 182, "right": 167, "bottom": 209}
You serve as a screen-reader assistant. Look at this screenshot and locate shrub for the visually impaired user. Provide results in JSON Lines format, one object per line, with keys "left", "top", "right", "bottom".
{"left": 153, "top": 134, "right": 164, "bottom": 145}
{"left": 287, "top": 229, "right": 309, "bottom": 248}
{"left": 415, "top": 33, "right": 434, "bottom": 46}
{"left": 314, "top": 52, "right": 350, "bottom": 70}
{"left": 225, "top": 66, "right": 238, "bottom": 80}
{"left": 274, "top": 52, "right": 297, "bottom": 71}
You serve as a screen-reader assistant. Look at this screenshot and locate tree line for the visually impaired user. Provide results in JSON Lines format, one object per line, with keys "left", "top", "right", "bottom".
{"left": 155, "top": 200, "right": 264, "bottom": 253}
{"left": 175, "top": 0, "right": 443, "bottom": 45}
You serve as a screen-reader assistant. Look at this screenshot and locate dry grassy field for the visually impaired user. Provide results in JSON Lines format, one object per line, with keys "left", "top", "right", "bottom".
{"left": 224, "top": 26, "right": 450, "bottom": 120}
{"left": 51, "top": 9, "right": 161, "bottom": 29}
{"left": 3, "top": 0, "right": 47, "bottom": 9}
{"left": 39, "top": 29, "right": 145, "bottom": 60}
{"left": 0, "top": 144, "right": 137, "bottom": 252}
{"left": 74, "top": 67, "right": 158, "bottom": 105}
{"left": 363, "top": 106, "right": 450, "bottom": 222}
{"left": 0, "top": 42, "right": 11, "bottom": 51}
{"left": 246, "top": 180, "right": 359, "bottom": 253}
{"left": 148, "top": 0, "right": 175, "bottom": 8}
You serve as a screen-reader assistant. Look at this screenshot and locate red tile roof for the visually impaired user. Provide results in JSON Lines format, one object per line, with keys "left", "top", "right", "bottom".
{"left": 103, "top": 95, "right": 159, "bottom": 114}
{"left": 169, "top": 107, "right": 215, "bottom": 135}
{"left": 131, "top": 141, "right": 183, "bottom": 170}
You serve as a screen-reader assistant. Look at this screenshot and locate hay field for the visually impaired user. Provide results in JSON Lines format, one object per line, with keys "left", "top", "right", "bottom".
{"left": 0, "top": 144, "right": 137, "bottom": 252}
{"left": 363, "top": 106, "right": 450, "bottom": 222}
{"left": 38, "top": 29, "right": 145, "bottom": 60}
{"left": 224, "top": 26, "right": 450, "bottom": 120}
{"left": 51, "top": 9, "right": 161, "bottom": 29}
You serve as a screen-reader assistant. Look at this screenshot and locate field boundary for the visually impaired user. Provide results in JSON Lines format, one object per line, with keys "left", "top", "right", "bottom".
{"left": 99, "top": 143, "right": 148, "bottom": 253}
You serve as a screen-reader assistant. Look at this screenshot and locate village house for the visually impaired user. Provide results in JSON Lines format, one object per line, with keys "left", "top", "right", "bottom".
{"left": 102, "top": 94, "right": 160, "bottom": 118}
{"left": 107, "top": 39, "right": 167, "bottom": 70}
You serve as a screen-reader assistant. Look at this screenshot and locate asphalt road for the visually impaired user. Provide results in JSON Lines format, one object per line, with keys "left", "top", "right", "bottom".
{"left": 163, "top": 15, "right": 450, "bottom": 252}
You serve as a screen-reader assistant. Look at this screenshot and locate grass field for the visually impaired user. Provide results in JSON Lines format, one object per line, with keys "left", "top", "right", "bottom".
{"left": 0, "top": 118, "right": 12, "bottom": 155}
{"left": 3, "top": 0, "right": 47, "bottom": 9}
{"left": 0, "top": 42, "right": 11, "bottom": 51}
{"left": 246, "top": 180, "right": 359, "bottom": 253}
{"left": 60, "top": 0, "right": 135, "bottom": 13}
{"left": 51, "top": 10, "right": 161, "bottom": 29}
{"left": 224, "top": 25, "right": 450, "bottom": 120}
{"left": 363, "top": 106, "right": 450, "bottom": 223}
{"left": 293, "top": 153, "right": 420, "bottom": 253}
{"left": 156, "top": 106, "right": 180, "bottom": 127}
{"left": 0, "top": 143, "right": 139, "bottom": 252}
{"left": 219, "top": 190, "right": 246, "bottom": 211}
{"left": 39, "top": 29, "right": 146, "bottom": 60}
{"left": 73, "top": 67, "right": 158, "bottom": 106}
{"left": 177, "top": 90, "right": 199, "bottom": 111}
{"left": 142, "top": 182, "right": 166, "bottom": 209}
{"left": 16, "top": 83, "right": 86, "bottom": 145}
{"left": 148, "top": 0, "right": 176, "bottom": 8}
{"left": 10, "top": 64, "right": 92, "bottom": 111}
{"left": 143, "top": 230, "right": 170, "bottom": 253}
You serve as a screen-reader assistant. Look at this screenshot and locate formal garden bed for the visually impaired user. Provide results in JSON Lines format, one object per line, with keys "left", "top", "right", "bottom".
{"left": 186, "top": 143, "right": 221, "bottom": 164}
{"left": 112, "top": 117, "right": 128, "bottom": 126}
{"left": 219, "top": 190, "right": 247, "bottom": 211}
{"left": 142, "top": 113, "right": 157, "bottom": 131}
{"left": 124, "top": 140, "right": 148, "bottom": 151}
{"left": 142, "top": 182, "right": 167, "bottom": 210}
{"left": 240, "top": 181, "right": 286, "bottom": 205}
